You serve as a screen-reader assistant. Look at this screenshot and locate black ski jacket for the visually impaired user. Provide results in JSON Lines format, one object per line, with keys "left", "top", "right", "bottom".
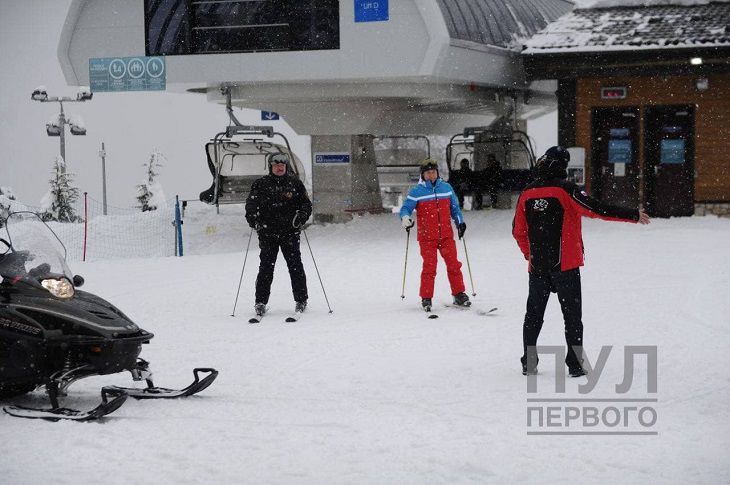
{"left": 245, "top": 174, "right": 312, "bottom": 235}
{"left": 513, "top": 177, "right": 639, "bottom": 273}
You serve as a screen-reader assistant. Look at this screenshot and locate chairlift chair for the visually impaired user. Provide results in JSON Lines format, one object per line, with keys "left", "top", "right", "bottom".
{"left": 446, "top": 125, "right": 537, "bottom": 194}
{"left": 199, "top": 125, "right": 306, "bottom": 207}
{"left": 373, "top": 135, "right": 431, "bottom": 210}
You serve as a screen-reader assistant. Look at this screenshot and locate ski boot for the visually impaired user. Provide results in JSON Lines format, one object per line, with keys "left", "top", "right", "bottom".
{"left": 421, "top": 298, "right": 432, "bottom": 312}
{"left": 254, "top": 302, "right": 267, "bottom": 317}
{"left": 453, "top": 292, "right": 471, "bottom": 307}
{"left": 569, "top": 366, "right": 587, "bottom": 378}
{"left": 521, "top": 356, "right": 538, "bottom": 376}
{"left": 295, "top": 300, "right": 307, "bottom": 313}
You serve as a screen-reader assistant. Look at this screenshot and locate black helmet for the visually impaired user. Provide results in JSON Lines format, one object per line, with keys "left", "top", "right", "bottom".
{"left": 268, "top": 153, "right": 291, "bottom": 175}
{"left": 269, "top": 153, "right": 289, "bottom": 165}
{"left": 419, "top": 158, "right": 439, "bottom": 175}
{"left": 535, "top": 146, "right": 570, "bottom": 179}
{"left": 538, "top": 146, "right": 570, "bottom": 169}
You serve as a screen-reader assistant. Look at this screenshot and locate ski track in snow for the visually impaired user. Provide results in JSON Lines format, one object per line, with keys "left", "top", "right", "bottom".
{"left": 2, "top": 206, "right": 729, "bottom": 484}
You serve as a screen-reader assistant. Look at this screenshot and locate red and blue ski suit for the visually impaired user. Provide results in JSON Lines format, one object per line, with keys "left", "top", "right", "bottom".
{"left": 399, "top": 178, "right": 466, "bottom": 299}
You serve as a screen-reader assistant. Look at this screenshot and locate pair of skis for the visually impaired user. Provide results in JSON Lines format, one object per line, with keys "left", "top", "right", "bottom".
{"left": 425, "top": 303, "right": 498, "bottom": 319}
{"left": 249, "top": 309, "right": 303, "bottom": 324}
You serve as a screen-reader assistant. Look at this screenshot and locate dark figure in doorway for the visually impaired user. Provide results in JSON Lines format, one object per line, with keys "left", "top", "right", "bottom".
{"left": 479, "top": 153, "right": 503, "bottom": 209}
{"left": 512, "top": 146, "right": 650, "bottom": 377}
{"left": 450, "top": 158, "right": 482, "bottom": 210}
{"left": 245, "top": 153, "right": 312, "bottom": 318}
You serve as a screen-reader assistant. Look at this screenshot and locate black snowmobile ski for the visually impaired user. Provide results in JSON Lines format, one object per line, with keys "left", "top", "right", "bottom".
{"left": 2, "top": 387, "right": 128, "bottom": 421}
{"left": 110, "top": 368, "right": 218, "bottom": 399}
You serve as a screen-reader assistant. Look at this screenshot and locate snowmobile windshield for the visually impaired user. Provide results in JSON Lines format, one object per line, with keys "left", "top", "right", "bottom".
{"left": 0, "top": 211, "right": 73, "bottom": 281}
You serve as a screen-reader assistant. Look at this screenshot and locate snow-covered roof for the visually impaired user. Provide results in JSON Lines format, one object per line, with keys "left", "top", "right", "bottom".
{"left": 436, "top": 0, "right": 574, "bottom": 49}
{"left": 523, "top": 1, "right": 730, "bottom": 53}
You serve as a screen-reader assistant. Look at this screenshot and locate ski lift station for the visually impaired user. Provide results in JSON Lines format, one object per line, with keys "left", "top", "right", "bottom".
{"left": 58, "top": 0, "right": 573, "bottom": 222}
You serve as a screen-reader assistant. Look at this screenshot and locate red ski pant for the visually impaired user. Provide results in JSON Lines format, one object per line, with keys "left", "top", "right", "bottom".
{"left": 418, "top": 237, "right": 466, "bottom": 299}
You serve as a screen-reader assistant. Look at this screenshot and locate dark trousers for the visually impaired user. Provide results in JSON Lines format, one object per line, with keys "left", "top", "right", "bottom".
{"left": 455, "top": 183, "right": 483, "bottom": 210}
{"left": 255, "top": 232, "right": 308, "bottom": 304}
{"left": 521, "top": 268, "right": 584, "bottom": 370}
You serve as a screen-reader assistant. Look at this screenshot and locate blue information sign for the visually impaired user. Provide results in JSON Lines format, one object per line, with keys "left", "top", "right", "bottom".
{"left": 261, "top": 111, "right": 280, "bottom": 121}
{"left": 314, "top": 153, "right": 351, "bottom": 164}
{"left": 355, "top": 0, "right": 389, "bottom": 22}
{"left": 89, "top": 56, "right": 166, "bottom": 92}
{"left": 608, "top": 139, "right": 632, "bottom": 164}
{"left": 661, "top": 139, "right": 685, "bottom": 164}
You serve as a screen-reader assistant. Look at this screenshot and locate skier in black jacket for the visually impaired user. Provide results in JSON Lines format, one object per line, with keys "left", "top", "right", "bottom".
{"left": 245, "top": 153, "right": 312, "bottom": 318}
{"left": 513, "top": 146, "right": 650, "bottom": 377}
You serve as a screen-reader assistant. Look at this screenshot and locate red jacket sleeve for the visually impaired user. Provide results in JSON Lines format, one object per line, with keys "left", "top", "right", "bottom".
{"left": 512, "top": 194, "right": 530, "bottom": 260}
{"left": 568, "top": 185, "right": 639, "bottom": 223}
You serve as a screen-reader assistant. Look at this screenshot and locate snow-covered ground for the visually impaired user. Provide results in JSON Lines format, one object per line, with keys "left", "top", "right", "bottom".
{"left": 2, "top": 206, "right": 729, "bottom": 484}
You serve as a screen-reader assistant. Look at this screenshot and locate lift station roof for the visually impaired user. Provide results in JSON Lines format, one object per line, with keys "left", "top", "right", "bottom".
{"left": 59, "top": 0, "right": 573, "bottom": 135}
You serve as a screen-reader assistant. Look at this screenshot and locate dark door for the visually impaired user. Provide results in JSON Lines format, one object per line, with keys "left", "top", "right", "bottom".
{"left": 644, "top": 105, "right": 695, "bottom": 217}
{"left": 591, "top": 107, "right": 641, "bottom": 209}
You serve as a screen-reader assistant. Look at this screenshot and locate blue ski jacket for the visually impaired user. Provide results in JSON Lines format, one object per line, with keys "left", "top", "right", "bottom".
{"left": 399, "top": 178, "right": 464, "bottom": 241}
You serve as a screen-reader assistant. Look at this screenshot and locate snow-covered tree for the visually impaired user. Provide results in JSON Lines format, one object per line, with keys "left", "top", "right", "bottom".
{"left": 136, "top": 149, "right": 167, "bottom": 212}
{"left": 39, "top": 156, "right": 81, "bottom": 223}
{"left": 0, "top": 186, "right": 17, "bottom": 227}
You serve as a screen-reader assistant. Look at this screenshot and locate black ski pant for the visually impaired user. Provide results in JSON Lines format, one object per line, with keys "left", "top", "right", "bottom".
{"left": 255, "top": 231, "right": 308, "bottom": 305}
{"left": 521, "top": 268, "right": 584, "bottom": 371}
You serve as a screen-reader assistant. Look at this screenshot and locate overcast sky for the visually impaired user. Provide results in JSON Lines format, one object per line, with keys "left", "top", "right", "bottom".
{"left": 0, "top": 0, "right": 559, "bottom": 209}
{"left": 0, "top": 0, "right": 310, "bottom": 208}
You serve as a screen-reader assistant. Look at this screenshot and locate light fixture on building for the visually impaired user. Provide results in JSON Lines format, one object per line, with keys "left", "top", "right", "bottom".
{"left": 690, "top": 57, "right": 703, "bottom": 65}
{"left": 696, "top": 77, "right": 709, "bottom": 91}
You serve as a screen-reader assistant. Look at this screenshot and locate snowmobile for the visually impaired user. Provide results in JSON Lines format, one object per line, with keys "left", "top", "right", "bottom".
{"left": 0, "top": 211, "right": 218, "bottom": 421}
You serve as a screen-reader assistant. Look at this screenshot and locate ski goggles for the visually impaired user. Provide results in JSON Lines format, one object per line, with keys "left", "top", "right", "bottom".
{"left": 269, "top": 154, "right": 289, "bottom": 165}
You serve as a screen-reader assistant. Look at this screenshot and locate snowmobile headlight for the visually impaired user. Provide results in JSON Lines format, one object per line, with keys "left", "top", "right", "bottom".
{"left": 41, "top": 278, "right": 75, "bottom": 299}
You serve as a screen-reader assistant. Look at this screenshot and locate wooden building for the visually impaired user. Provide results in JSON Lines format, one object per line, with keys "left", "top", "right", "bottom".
{"left": 522, "top": 1, "right": 730, "bottom": 217}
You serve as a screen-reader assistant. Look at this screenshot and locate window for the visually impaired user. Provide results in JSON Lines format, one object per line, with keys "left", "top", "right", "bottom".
{"left": 145, "top": 0, "right": 340, "bottom": 56}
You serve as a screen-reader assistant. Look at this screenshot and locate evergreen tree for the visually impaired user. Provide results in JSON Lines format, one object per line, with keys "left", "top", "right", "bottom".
{"left": 0, "top": 186, "right": 17, "bottom": 228}
{"left": 40, "top": 156, "right": 80, "bottom": 223}
{"left": 136, "top": 149, "right": 166, "bottom": 212}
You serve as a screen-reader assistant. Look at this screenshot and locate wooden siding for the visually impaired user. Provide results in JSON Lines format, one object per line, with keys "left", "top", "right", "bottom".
{"left": 574, "top": 74, "right": 730, "bottom": 201}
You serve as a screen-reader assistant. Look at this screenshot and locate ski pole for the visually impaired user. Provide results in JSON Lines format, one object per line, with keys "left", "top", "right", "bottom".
{"left": 401, "top": 228, "right": 411, "bottom": 299}
{"left": 231, "top": 227, "right": 254, "bottom": 317}
{"left": 462, "top": 236, "right": 476, "bottom": 296}
{"left": 302, "top": 228, "right": 333, "bottom": 313}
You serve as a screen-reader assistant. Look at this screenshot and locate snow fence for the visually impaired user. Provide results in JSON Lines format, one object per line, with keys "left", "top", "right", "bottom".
{"left": 1, "top": 194, "right": 177, "bottom": 261}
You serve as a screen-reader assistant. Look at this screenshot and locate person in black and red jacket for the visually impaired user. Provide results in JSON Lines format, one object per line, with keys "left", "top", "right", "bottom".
{"left": 512, "top": 146, "right": 650, "bottom": 377}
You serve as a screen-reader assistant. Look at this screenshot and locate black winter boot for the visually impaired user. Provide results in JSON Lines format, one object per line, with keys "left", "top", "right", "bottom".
{"left": 421, "top": 298, "right": 432, "bottom": 311}
{"left": 569, "top": 366, "right": 587, "bottom": 378}
{"left": 254, "top": 303, "right": 267, "bottom": 317}
{"left": 453, "top": 292, "right": 471, "bottom": 307}
{"left": 295, "top": 300, "right": 307, "bottom": 313}
{"left": 521, "top": 360, "right": 538, "bottom": 376}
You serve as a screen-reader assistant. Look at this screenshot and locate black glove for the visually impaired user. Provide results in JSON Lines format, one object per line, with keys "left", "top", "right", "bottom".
{"left": 248, "top": 219, "right": 263, "bottom": 232}
{"left": 457, "top": 222, "right": 466, "bottom": 239}
{"left": 292, "top": 210, "right": 308, "bottom": 228}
